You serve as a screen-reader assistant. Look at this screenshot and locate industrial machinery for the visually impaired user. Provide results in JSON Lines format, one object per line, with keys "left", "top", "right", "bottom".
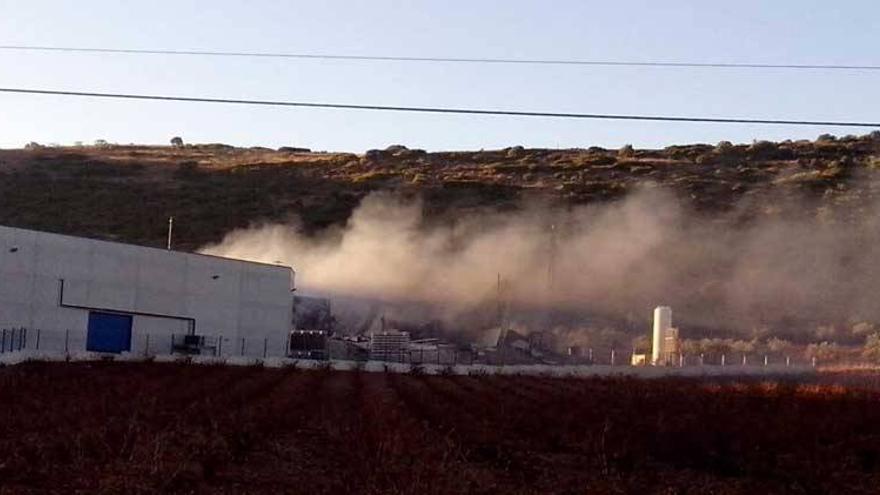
{"left": 171, "top": 334, "right": 219, "bottom": 356}
{"left": 288, "top": 330, "right": 328, "bottom": 360}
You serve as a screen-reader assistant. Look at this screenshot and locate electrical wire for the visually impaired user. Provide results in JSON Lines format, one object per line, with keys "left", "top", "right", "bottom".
{"left": 1, "top": 45, "right": 879, "bottom": 71}
{"left": 0, "top": 87, "right": 877, "bottom": 128}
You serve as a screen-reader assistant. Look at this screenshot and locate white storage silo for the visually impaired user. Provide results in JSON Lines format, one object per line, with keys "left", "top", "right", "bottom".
{"left": 652, "top": 306, "right": 672, "bottom": 365}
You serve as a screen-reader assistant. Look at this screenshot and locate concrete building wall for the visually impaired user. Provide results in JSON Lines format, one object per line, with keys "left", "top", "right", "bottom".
{"left": 0, "top": 225, "right": 294, "bottom": 357}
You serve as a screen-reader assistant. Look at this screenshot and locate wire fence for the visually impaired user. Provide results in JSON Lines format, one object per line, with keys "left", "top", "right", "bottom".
{"left": 0, "top": 328, "right": 831, "bottom": 368}
{"left": 369, "top": 348, "right": 476, "bottom": 366}
{"left": 0, "top": 328, "right": 29, "bottom": 353}
{"left": 0, "top": 328, "right": 289, "bottom": 359}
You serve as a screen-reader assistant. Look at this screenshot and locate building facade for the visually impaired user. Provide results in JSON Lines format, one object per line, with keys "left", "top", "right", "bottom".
{"left": 0, "top": 225, "right": 295, "bottom": 357}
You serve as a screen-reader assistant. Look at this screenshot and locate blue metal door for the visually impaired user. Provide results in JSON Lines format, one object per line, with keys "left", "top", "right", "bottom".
{"left": 86, "top": 312, "right": 133, "bottom": 353}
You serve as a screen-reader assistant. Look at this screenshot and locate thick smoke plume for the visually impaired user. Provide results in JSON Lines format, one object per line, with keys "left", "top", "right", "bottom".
{"left": 201, "top": 189, "right": 880, "bottom": 341}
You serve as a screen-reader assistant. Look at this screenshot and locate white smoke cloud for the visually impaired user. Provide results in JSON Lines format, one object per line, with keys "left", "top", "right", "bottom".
{"left": 201, "top": 187, "right": 880, "bottom": 340}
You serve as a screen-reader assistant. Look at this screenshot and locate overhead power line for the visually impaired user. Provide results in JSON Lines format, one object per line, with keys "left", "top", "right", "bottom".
{"left": 1, "top": 44, "right": 879, "bottom": 72}
{"left": 1, "top": 87, "right": 877, "bottom": 128}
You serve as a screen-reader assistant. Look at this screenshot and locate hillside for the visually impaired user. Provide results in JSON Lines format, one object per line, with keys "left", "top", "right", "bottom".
{"left": 1, "top": 134, "right": 879, "bottom": 250}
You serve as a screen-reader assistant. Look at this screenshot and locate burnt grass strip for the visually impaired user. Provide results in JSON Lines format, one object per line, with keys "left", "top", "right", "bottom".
{"left": 0, "top": 363, "right": 246, "bottom": 484}
{"left": 2, "top": 363, "right": 880, "bottom": 494}
{"left": 356, "top": 372, "right": 489, "bottom": 495}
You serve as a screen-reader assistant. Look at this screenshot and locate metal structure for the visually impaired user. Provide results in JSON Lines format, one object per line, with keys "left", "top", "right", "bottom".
{"left": 288, "top": 330, "right": 328, "bottom": 359}
{"left": 652, "top": 306, "right": 681, "bottom": 365}
{"left": 370, "top": 331, "right": 410, "bottom": 362}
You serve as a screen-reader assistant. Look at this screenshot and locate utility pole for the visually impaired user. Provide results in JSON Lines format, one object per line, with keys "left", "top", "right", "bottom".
{"left": 167, "top": 216, "right": 174, "bottom": 250}
{"left": 497, "top": 273, "right": 503, "bottom": 328}
{"left": 496, "top": 273, "right": 509, "bottom": 345}
{"left": 547, "top": 223, "right": 557, "bottom": 292}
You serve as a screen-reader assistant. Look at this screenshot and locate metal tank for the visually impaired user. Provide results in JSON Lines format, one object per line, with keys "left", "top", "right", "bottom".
{"left": 652, "top": 306, "right": 672, "bottom": 365}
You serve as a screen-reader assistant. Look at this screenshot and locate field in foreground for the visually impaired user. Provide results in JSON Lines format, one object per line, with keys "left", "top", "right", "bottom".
{"left": 1, "top": 363, "right": 880, "bottom": 494}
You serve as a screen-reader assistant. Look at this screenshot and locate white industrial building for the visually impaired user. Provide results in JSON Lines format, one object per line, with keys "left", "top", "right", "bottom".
{"left": 0, "top": 225, "right": 295, "bottom": 357}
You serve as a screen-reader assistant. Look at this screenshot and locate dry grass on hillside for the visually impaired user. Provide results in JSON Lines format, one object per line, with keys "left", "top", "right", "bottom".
{"left": 0, "top": 135, "right": 878, "bottom": 249}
